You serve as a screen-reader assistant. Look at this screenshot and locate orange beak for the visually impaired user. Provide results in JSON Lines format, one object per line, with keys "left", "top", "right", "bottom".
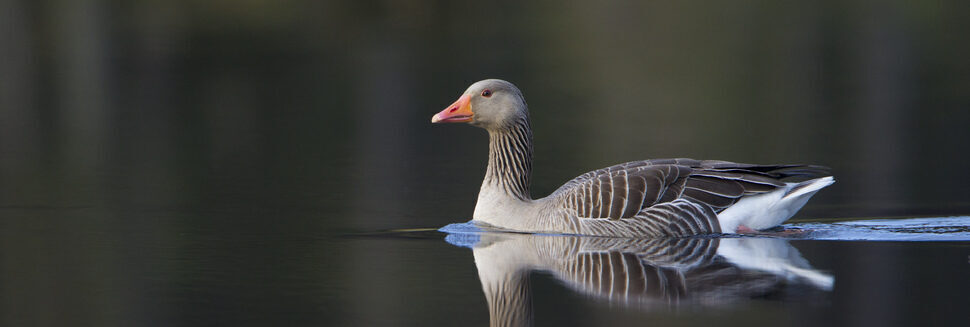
{"left": 431, "top": 94, "right": 473, "bottom": 123}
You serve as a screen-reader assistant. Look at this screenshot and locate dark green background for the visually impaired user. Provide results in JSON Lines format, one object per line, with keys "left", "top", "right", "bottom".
{"left": 1, "top": 1, "right": 968, "bottom": 326}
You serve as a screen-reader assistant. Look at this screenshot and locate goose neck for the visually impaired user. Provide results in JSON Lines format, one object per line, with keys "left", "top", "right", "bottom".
{"left": 483, "top": 118, "right": 533, "bottom": 201}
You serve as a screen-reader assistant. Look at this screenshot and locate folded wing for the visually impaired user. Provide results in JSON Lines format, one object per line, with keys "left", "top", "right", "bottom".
{"left": 553, "top": 158, "right": 829, "bottom": 221}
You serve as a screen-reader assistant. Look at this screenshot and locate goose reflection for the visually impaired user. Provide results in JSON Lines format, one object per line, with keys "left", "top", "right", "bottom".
{"left": 444, "top": 228, "right": 833, "bottom": 327}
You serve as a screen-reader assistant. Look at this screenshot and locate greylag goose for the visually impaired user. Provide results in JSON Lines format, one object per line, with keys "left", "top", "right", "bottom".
{"left": 432, "top": 79, "right": 834, "bottom": 237}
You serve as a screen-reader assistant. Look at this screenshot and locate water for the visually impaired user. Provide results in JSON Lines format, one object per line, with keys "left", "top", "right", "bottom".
{"left": 794, "top": 217, "right": 970, "bottom": 241}
{"left": 3, "top": 1, "right": 970, "bottom": 326}
{"left": 435, "top": 218, "right": 970, "bottom": 326}
{"left": 3, "top": 209, "right": 967, "bottom": 326}
{"left": 442, "top": 216, "right": 970, "bottom": 242}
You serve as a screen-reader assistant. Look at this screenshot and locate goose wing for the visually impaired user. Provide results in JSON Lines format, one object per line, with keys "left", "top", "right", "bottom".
{"left": 552, "top": 158, "right": 828, "bottom": 220}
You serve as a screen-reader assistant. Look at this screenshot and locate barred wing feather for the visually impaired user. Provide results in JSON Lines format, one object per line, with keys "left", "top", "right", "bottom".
{"left": 554, "top": 158, "right": 828, "bottom": 224}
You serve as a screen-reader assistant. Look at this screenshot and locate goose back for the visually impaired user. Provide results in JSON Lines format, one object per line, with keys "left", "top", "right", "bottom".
{"left": 550, "top": 159, "right": 829, "bottom": 236}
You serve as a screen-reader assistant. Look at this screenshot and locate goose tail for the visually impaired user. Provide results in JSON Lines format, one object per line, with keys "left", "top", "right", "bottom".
{"left": 717, "top": 176, "right": 834, "bottom": 232}
{"left": 785, "top": 176, "right": 835, "bottom": 199}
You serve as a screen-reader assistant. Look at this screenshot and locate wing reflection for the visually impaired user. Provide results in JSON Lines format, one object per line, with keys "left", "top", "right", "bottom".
{"left": 446, "top": 231, "right": 832, "bottom": 327}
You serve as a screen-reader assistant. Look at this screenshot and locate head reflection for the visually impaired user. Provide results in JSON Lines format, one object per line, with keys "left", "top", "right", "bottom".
{"left": 445, "top": 231, "right": 832, "bottom": 327}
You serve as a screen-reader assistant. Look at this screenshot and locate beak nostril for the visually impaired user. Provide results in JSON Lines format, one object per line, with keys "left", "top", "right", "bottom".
{"left": 449, "top": 107, "right": 458, "bottom": 113}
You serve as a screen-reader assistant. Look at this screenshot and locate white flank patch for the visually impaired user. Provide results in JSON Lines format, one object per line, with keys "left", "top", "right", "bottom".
{"left": 717, "top": 176, "right": 835, "bottom": 232}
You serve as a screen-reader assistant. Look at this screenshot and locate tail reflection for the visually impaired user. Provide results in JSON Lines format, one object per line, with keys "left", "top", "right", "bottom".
{"left": 447, "top": 232, "right": 832, "bottom": 327}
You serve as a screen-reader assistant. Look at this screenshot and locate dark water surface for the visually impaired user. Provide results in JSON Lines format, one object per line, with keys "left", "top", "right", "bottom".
{"left": 3, "top": 208, "right": 969, "bottom": 326}
{"left": 3, "top": 1, "right": 970, "bottom": 326}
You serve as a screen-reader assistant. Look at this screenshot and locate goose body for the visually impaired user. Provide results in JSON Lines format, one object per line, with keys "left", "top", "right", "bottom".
{"left": 432, "top": 79, "right": 833, "bottom": 237}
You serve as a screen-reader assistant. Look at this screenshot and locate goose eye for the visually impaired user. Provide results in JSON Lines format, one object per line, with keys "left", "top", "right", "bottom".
{"left": 481, "top": 89, "right": 492, "bottom": 97}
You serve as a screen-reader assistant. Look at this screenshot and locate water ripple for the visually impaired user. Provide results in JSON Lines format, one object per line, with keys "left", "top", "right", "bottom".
{"left": 789, "top": 216, "right": 970, "bottom": 241}
{"left": 441, "top": 217, "right": 970, "bottom": 241}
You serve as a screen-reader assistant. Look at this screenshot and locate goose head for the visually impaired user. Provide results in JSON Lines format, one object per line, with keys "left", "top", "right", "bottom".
{"left": 431, "top": 79, "right": 528, "bottom": 131}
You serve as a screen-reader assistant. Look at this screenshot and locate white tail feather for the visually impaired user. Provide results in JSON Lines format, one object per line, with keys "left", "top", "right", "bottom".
{"left": 718, "top": 176, "right": 834, "bottom": 232}
{"left": 785, "top": 176, "right": 835, "bottom": 199}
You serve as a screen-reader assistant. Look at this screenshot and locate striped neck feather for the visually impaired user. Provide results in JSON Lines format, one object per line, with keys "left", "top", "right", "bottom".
{"left": 484, "top": 117, "right": 533, "bottom": 201}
